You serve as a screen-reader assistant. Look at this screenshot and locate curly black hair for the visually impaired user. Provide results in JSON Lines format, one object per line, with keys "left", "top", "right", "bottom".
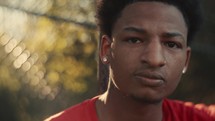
{"left": 96, "top": 0, "right": 202, "bottom": 45}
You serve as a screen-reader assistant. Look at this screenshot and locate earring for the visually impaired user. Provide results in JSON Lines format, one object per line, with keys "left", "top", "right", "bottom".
{"left": 182, "top": 68, "right": 186, "bottom": 74}
{"left": 102, "top": 56, "right": 108, "bottom": 62}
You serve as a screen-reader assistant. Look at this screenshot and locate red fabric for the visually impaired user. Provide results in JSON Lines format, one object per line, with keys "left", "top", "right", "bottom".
{"left": 162, "top": 99, "right": 215, "bottom": 121}
{"left": 45, "top": 97, "right": 215, "bottom": 121}
{"left": 45, "top": 97, "right": 99, "bottom": 121}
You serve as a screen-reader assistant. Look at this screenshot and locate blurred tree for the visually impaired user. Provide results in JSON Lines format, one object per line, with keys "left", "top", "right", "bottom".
{"left": 0, "top": 0, "right": 98, "bottom": 121}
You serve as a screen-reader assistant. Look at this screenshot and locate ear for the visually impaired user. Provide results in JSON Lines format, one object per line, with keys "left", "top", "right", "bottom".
{"left": 182, "top": 47, "right": 191, "bottom": 74}
{"left": 100, "top": 35, "right": 112, "bottom": 64}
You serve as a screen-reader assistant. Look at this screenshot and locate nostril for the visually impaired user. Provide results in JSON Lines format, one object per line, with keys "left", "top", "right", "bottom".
{"left": 141, "top": 56, "right": 166, "bottom": 68}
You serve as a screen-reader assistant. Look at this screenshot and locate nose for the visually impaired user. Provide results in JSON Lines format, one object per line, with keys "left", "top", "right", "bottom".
{"left": 141, "top": 40, "right": 166, "bottom": 68}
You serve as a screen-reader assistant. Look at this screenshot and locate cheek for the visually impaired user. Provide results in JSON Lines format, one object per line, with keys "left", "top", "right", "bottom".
{"left": 166, "top": 56, "right": 185, "bottom": 89}
{"left": 110, "top": 53, "right": 133, "bottom": 80}
{"left": 109, "top": 62, "right": 131, "bottom": 92}
{"left": 167, "top": 53, "right": 186, "bottom": 75}
{"left": 110, "top": 45, "right": 136, "bottom": 70}
{"left": 109, "top": 48, "right": 137, "bottom": 88}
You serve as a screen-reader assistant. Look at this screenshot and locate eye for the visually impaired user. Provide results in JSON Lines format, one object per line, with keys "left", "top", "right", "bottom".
{"left": 164, "top": 41, "right": 181, "bottom": 49}
{"left": 127, "top": 38, "right": 142, "bottom": 44}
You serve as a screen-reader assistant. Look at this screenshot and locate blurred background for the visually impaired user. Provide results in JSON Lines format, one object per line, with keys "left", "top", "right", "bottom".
{"left": 0, "top": 0, "right": 214, "bottom": 121}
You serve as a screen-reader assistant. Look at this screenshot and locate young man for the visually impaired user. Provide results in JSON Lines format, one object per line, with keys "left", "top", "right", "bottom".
{"left": 45, "top": 0, "right": 215, "bottom": 121}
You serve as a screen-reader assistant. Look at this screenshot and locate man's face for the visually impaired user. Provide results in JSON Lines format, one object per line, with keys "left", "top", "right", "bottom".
{"left": 101, "top": 2, "right": 190, "bottom": 102}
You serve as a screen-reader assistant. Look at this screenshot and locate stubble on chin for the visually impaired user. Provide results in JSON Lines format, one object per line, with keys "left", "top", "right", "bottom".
{"left": 129, "top": 93, "right": 164, "bottom": 105}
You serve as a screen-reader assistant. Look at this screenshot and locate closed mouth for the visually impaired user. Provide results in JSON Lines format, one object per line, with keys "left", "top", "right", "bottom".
{"left": 134, "top": 71, "right": 165, "bottom": 87}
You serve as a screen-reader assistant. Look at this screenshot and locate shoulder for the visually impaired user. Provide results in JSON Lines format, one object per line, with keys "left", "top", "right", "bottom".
{"left": 163, "top": 99, "right": 215, "bottom": 121}
{"left": 44, "top": 97, "right": 99, "bottom": 121}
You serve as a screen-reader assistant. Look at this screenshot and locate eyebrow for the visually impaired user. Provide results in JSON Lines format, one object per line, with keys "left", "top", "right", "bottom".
{"left": 162, "top": 32, "right": 185, "bottom": 41}
{"left": 123, "top": 26, "right": 146, "bottom": 34}
{"left": 123, "top": 26, "right": 186, "bottom": 41}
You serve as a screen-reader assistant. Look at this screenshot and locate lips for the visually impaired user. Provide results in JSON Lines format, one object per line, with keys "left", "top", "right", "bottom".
{"left": 134, "top": 71, "right": 165, "bottom": 87}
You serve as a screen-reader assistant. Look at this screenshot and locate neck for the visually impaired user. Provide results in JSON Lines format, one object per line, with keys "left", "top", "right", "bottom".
{"left": 96, "top": 82, "right": 163, "bottom": 121}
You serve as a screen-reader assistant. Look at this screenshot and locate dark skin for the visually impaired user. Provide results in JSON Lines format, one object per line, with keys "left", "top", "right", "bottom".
{"left": 97, "top": 2, "right": 191, "bottom": 121}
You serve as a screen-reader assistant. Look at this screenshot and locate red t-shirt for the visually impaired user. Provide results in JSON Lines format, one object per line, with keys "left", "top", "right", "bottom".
{"left": 45, "top": 97, "right": 215, "bottom": 121}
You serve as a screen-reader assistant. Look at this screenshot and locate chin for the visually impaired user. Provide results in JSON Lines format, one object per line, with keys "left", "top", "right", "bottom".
{"left": 131, "top": 96, "right": 163, "bottom": 104}
{"left": 129, "top": 93, "right": 165, "bottom": 104}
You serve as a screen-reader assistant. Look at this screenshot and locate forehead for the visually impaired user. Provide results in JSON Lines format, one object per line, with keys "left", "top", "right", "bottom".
{"left": 120, "top": 2, "right": 185, "bottom": 25}
{"left": 112, "top": 2, "right": 187, "bottom": 38}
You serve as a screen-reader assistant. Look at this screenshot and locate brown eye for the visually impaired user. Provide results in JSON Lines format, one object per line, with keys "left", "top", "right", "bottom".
{"left": 127, "top": 38, "right": 142, "bottom": 44}
{"left": 164, "top": 42, "right": 180, "bottom": 48}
